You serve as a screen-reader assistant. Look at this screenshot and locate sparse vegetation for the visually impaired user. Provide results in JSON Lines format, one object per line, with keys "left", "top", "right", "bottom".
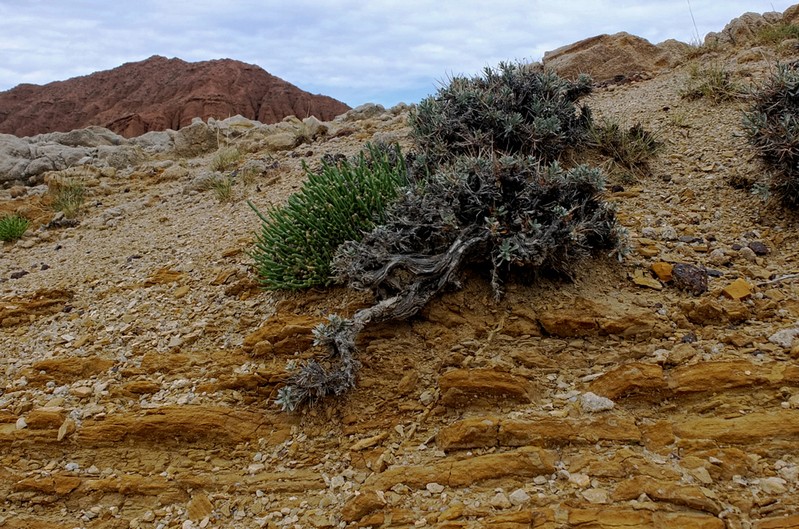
{"left": 210, "top": 174, "right": 235, "bottom": 203}
{"left": 0, "top": 214, "right": 30, "bottom": 242}
{"left": 682, "top": 62, "right": 742, "bottom": 103}
{"left": 48, "top": 177, "right": 86, "bottom": 218}
{"left": 276, "top": 64, "right": 626, "bottom": 411}
{"left": 210, "top": 147, "right": 242, "bottom": 172}
{"left": 588, "top": 118, "right": 660, "bottom": 178}
{"left": 756, "top": 22, "right": 799, "bottom": 46}
{"left": 250, "top": 144, "right": 409, "bottom": 291}
{"left": 743, "top": 63, "right": 799, "bottom": 207}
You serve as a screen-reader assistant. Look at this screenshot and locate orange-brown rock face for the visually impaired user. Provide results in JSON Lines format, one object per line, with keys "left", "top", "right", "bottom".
{"left": 0, "top": 56, "right": 350, "bottom": 138}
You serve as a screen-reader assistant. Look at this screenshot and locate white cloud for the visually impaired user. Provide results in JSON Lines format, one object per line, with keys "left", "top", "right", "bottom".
{"left": 0, "top": 0, "right": 795, "bottom": 107}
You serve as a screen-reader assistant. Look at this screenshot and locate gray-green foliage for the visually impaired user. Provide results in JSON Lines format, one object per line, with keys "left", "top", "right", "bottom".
{"left": 0, "top": 215, "right": 30, "bottom": 242}
{"left": 410, "top": 62, "right": 593, "bottom": 168}
{"left": 250, "top": 144, "right": 409, "bottom": 290}
{"left": 743, "top": 63, "right": 799, "bottom": 207}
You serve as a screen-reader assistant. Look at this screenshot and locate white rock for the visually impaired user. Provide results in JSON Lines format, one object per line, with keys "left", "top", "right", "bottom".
{"left": 760, "top": 477, "right": 788, "bottom": 494}
{"left": 579, "top": 392, "right": 615, "bottom": 412}
{"left": 425, "top": 482, "right": 445, "bottom": 494}
{"left": 489, "top": 492, "right": 511, "bottom": 509}
{"left": 778, "top": 464, "right": 799, "bottom": 483}
{"left": 568, "top": 473, "right": 591, "bottom": 488}
{"left": 582, "top": 488, "right": 610, "bottom": 504}
{"left": 769, "top": 326, "right": 799, "bottom": 349}
{"left": 15, "top": 417, "right": 27, "bottom": 429}
{"left": 247, "top": 463, "right": 265, "bottom": 475}
{"left": 508, "top": 488, "right": 530, "bottom": 506}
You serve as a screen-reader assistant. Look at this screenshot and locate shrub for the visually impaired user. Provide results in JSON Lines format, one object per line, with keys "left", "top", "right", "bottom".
{"left": 210, "top": 147, "right": 242, "bottom": 172}
{"left": 48, "top": 177, "right": 85, "bottom": 218}
{"left": 250, "top": 144, "right": 409, "bottom": 290}
{"left": 278, "top": 156, "right": 625, "bottom": 410}
{"left": 588, "top": 118, "right": 660, "bottom": 178}
{"left": 743, "top": 63, "right": 799, "bottom": 207}
{"left": 409, "top": 62, "right": 593, "bottom": 168}
{"left": 681, "top": 63, "right": 741, "bottom": 103}
{"left": 275, "top": 65, "right": 626, "bottom": 412}
{"left": 0, "top": 214, "right": 30, "bottom": 242}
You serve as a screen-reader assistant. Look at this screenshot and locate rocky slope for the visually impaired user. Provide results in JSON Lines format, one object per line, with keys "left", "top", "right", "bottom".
{"left": 0, "top": 56, "right": 350, "bottom": 138}
{"left": 2, "top": 6, "right": 799, "bottom": 529}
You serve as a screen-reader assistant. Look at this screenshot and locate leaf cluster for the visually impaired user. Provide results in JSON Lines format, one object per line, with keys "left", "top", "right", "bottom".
{"left": 0, "top": 215, "right": 30, "bottom": 242}
{"left": 743, "top": 63, "right": 799, "bottom": 207}
{"left": 249, "top": 144, "right": 409, "bottom": 290}
{"left": 410, "top": 62, "right": 593, "bottom": 168}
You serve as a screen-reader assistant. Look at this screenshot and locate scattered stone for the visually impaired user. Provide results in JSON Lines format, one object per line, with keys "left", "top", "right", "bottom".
{"left": 672, "top": 263, "right": 708, "bottom": 295}
{"left": 579, "top": 392, "right": 616, "bottom": 412}
{"left": 748, "top": 241, "right": 769, "bottom": 256}
{"left": 71, "top": 386, "right": 93, "bottom": 399}
{"left": 425, "top": 482, "right": 445, "bottom": 494}
{"left": 722, "top": 278, "right": 753, "bottom": 300}
{"left": 15, "top": 417, "right": 27, "bottom": 429}
{"left": 490, "top": 492, "right": 512, "bottom": 509}
{"left": 759, "top": 476, "right": 788, "bottom": 495}
{"left": 632, "top": 269, "right": 662, "bottom": 290}
{"left": 187, "top": 493, "right": 214, "bottom": 521}
{"left": 508, "top": 488, "right": 530, "bottom": 506}
{"left": 769, "top": 325, "right": 799, "bottom": 349}
{"left": 666, "top": 343, "right": 696, "bottom": 366}
{"left": 651, "top": 261, "right": 673, "bottom": 282}
{"left": 582, "top": 488, "right": 610, "bottom": 504}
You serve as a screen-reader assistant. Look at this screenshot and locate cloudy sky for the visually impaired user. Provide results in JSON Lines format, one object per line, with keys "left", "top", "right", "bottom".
{"left": 0, "top": 1, "right": 794, "bottom": 107}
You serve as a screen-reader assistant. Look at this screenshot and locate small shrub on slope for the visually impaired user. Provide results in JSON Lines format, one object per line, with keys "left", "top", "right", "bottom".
{"left": 48, "top": 177, "right": 85, "bottom": 219}
{"left": 588, "top": 118, "right": 660, "bottom": 179}
{"left": 743, "top": 63, "right": 799, "bottom": 207}
{"left": 682, "top": 63, "right": 741, "bottom": 104}
{"left": 278, "top": 156, "right": 624, "bottom": 410}
{"left": 275, "top": 65, "right": 627, "bottom": 411}
{"left": 409, "top": 62, "right": 593, "bottom": 168}
{"left": 250, "top": 144, "right": 409, "bottom": 290}
{"left": 0, "top": 215, "right": 30, "bottom": 242}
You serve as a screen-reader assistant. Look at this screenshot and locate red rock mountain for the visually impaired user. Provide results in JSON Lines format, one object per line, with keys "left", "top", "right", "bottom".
{"left": 0, "top": 56, "right": 351, "bottom": 138}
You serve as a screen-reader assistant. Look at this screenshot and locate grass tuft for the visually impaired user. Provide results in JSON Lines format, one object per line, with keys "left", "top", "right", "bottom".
{"left": 682, "top": 63, "right": 742, "bottom": 104}
{"left": 47, "top": 177, "right": 86, "bottom": 219}
{"left": 588, "top": 119, "right": 660, "bottom": 178}
{"left": 210, "top": 147, "right": 242, "bottom": 172}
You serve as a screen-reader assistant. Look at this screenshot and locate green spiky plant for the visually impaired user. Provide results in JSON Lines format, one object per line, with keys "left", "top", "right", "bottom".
{"left": 0, "top": 215, "right": 30, "bottom": 242}
{"left": 249, "top": 144, "right": 409, "bottom": 291}
{"left": 743, "top": 63, "right": 799, "bottom": 207}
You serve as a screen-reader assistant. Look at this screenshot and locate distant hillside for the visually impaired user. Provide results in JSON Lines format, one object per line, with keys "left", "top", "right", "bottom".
{"left": 0, "top": 55, "right": 351, "bottom": 138}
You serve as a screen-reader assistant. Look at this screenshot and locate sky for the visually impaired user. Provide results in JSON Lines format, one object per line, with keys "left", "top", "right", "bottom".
{"left": 0, "top": 1, "right": 795, "bottom": 108}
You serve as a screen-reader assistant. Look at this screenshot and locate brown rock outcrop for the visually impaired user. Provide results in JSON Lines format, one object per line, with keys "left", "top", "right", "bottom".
{"left": 0, "top": 55, "right": 350, "bottom": 138}
{"left": 542, "top": 32, "right": 682, "bottom": 83}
